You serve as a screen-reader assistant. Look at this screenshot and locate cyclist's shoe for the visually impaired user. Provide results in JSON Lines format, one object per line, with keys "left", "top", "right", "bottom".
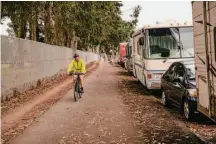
{"left": 80, "top": 87, "right": 84, "bottom": 93}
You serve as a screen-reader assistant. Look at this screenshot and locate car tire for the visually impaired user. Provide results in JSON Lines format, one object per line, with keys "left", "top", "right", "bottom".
{"left": 183, "top": 98, "right": 194, "bottom": 121}
{"left": 161, "top": 90, "right": 169, "bottom": 107}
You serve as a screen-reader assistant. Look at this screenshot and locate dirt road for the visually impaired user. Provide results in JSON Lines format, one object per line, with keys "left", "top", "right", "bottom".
{"left": 9, "top": 62, "right": 207, "bottom": 144}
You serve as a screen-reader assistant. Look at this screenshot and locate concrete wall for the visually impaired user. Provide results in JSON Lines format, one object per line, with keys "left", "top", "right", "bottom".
{"left": 1, "top": 36, "right": 100, "bottom": 99}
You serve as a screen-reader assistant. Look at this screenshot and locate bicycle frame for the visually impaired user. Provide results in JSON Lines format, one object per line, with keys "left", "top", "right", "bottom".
{"left": 73, "top": 73, "right": 82, "bottom": 102}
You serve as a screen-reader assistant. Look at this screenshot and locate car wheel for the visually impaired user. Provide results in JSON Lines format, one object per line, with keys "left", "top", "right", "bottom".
{"left": 183, "top": 98, "right": 193, "bottom": 121}
{"left": 161, "top": 90, "right": 169, "bottom": 107}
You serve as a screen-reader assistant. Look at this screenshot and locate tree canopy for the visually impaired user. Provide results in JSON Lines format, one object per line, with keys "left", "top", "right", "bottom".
{"left": 1, "top": 1, "right": 141, "bottom": 53}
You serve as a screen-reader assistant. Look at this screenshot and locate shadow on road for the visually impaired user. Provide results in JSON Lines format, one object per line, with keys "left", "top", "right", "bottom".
{"left": 64, "top": 93, "right": 76, "bottom": 103}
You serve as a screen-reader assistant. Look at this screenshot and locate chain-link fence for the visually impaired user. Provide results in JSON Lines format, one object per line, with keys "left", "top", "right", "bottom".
{"left": 1, "top": 36, "right": 100, "bottom": 100}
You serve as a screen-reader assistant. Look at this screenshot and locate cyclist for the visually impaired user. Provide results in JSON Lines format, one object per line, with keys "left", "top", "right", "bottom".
{"left": 67, "top": 54, "right": 86, "bottom": 93}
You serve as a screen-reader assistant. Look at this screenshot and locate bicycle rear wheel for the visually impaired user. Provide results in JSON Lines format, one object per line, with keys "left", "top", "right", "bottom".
{"left": 78, "top": 85, "right": 82, "bottom": 99}
{"left": 77, "top": 77, "right": 82, "bottom": 98}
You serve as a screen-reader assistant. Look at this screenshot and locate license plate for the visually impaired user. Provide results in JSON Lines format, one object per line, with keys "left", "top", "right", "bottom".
{"left": 154, "top": 74, "right": 162, "bottom": 79}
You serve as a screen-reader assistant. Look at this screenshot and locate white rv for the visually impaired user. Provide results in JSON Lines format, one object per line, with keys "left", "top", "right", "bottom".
{"left": 132, "top": 22, "right": 194, "bottom": 90}
{"left": 125, "top": 41, "right": 133, "bottom": 72}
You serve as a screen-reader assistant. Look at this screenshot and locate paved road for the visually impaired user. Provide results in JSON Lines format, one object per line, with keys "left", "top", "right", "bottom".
{"left": 10, "top": 62, "right": 204, "bottom": 144}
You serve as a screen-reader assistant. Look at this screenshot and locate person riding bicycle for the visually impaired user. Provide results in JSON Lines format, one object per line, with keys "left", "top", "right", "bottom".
{"left": 67, "top": 54, "right": 86, "bottom": 93}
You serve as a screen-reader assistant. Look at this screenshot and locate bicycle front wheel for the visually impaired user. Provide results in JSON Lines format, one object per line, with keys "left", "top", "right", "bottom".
{"left": 74, "top": 82, "right": 79, "bottom": 102}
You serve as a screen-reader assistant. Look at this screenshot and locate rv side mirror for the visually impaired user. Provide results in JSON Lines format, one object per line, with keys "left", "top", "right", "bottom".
{"left": 139, "top": 37, "right": 144, "bottom": 45}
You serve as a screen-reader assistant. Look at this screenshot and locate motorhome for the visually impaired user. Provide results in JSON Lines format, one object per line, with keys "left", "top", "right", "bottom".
{"left": 192, "top": 1, "right": 216, "bottom": 121}
{"left": 125, "top": 41, "right": 133, "bottom": 72}
{"left": 132, "top": 22, "right": 194, "bottom": 90}
{"left": 118, "top": 42, "right": 127, "bottom": 68}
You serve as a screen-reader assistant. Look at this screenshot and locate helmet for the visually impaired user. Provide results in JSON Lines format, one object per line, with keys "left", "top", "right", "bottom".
{"left": 73, "top": 53, "right": 79, "bottom": 58}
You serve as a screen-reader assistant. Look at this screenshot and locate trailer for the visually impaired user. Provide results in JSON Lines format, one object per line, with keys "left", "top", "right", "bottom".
{"left": 192, "top": 1, "right": 216, "bottom": 121}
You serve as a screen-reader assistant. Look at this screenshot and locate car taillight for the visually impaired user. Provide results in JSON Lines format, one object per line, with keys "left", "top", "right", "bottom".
{"left": 147, "top": 74, "right": 152, "bottom": 79}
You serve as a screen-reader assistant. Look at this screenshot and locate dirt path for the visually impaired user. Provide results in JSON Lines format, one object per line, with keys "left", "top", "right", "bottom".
{"left": 9, "top": 62, "right": 205, "bottom": 144}
{"left": 9, "top": 62, "right": 142, "bottom": 144}
{"left": 2, "top": 62, "right": 99, "bottom": 143}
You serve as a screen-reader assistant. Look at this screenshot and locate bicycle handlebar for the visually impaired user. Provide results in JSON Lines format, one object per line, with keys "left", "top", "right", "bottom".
{"left": 73, "top": 72, "right": 84, "bottom": 75}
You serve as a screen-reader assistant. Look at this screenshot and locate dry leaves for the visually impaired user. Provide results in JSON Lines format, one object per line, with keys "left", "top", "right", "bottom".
{"left": 117, "top": 69, "right": 206, "bottom": 144}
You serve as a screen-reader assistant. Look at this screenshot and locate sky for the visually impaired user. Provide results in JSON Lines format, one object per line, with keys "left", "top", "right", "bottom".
{"left": 1, "top": 18, "right": 11, "bottom": 36}
{"left": 121, "top": 1, "right": 192, "bottom": 29}
{"left": 0, "top": 1, "right": 193, "bottom": 36}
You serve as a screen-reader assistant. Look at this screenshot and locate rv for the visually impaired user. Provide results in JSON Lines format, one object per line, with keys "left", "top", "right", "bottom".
{"left": 118, "top": 42, "right": 127, "bottom": 68}
{"left": 132, "top": 22, "right": 194, "bottom": 90}
{"left": 125, "top": 41, "right": 133, "bottom": 72}
{"left": 192, "top": 1, "right": 216, "bottom": 121}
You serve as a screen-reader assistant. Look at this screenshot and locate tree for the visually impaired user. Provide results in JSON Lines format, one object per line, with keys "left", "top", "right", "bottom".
{"left": 1, "top": 1, "right": 141, "bottom": 54}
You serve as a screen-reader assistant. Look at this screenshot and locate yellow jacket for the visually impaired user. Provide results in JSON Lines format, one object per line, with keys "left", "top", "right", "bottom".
{"left": 67, "top": 59, "right": 86, "bottom": 74}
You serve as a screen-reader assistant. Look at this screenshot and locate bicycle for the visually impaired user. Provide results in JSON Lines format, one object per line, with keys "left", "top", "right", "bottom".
{"left": 72, "top": 72, "right": 83, "bottom": 102}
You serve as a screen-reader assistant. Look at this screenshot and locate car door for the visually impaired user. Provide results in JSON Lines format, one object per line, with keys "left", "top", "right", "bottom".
{"left": 162, "top": 64, "right": 176, "bottom": 99}
{"left": 170, "top": 64, "right": 187, "bottom": 106}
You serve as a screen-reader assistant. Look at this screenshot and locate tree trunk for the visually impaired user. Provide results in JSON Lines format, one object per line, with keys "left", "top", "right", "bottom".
{"left": 30, "top": 6, "right": 37, "bottom": 41}
{"left": 19, "top": 19, "right": 26, "bottom": 39}
{"left": 71, "top": 31, "right": 77, "bottom": 50}
{"left": 44, "top": 2, "right": 53, "bottom": 44}
{"left": 96, "top": 45, "right": 100, "bottom": 54}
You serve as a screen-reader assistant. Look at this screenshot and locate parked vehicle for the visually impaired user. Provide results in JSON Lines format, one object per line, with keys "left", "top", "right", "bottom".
{"left": 118, "top": 42, "right": 127, "bottom": 68}
{"left": 132, "top": 22, "right": 194, "bottom": 90}
{"left": 125, "top": 41, "right": 133, "bottom": 72}
{"left": 192, "top": 1, "right": 216, "bottom": 122}
{"left": 161, "top": 61, "right": 197, "bottom": 120}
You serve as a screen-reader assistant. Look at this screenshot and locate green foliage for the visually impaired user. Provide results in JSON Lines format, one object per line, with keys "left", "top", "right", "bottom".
{"left": 1, "top": 1, "right": 141, "bottom": 53}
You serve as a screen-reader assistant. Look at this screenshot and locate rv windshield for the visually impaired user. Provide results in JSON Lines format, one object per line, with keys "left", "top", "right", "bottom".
{"left": 179, "top": 27, "right": 194, "bottom": 57}
{"left": 147, "top": 27, "right": 194, "bottom": 59}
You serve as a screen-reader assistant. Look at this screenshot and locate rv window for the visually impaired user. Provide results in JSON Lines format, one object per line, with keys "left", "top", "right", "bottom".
{"left": 214, "top": 26, "right": 216, "bottom": 61}
{"left": 139, "top": 37, "right": 144, "bottom": 45}
{"left": 141, "top": 36, "right": 148, "bottom": 58}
